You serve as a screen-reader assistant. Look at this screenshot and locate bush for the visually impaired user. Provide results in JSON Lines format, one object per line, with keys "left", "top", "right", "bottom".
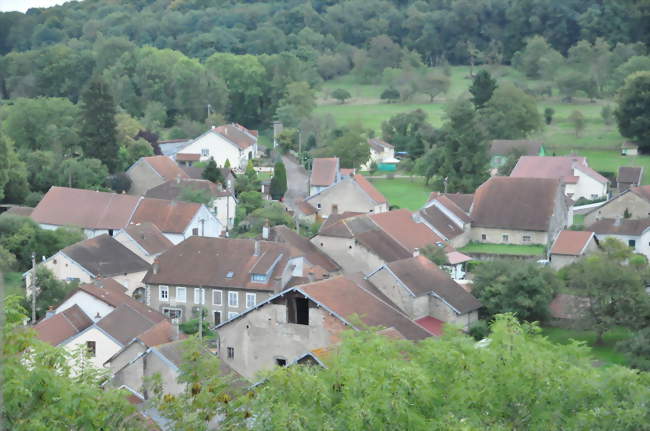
{"left": 468, "top": 320, "right": 490, "bottom": 341}
{"left": 108, "top": 172, "right": 132, "bottom": 193}
{"left": 380, "top": 87, "right": 400, "bottom": 103}
{"left": 331, "top": 88, "right": 352, "bottom": 104}
{"left": 574, "top": 196, "right": 607, "bottom": 206}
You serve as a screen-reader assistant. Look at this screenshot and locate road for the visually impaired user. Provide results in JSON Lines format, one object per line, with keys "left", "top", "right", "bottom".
{"left": 282, "top": 155, "right": 308, "bottom": 211}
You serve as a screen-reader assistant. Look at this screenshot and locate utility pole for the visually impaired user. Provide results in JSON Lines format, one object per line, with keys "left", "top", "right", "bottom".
{"left": 198, "top": 286, "right": 203, "bottom": 340}
{"left": 298, "top": 129, "right": 302, "bottom": 154}
{"left": 30, "top": 252, "right": 36, "bottom": 323}
{"left": 207, "top": 103, "right": 212, "bottom": 118}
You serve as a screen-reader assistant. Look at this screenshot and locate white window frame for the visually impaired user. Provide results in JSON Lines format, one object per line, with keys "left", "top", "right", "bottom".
{"left": 194, "top": 288, "right": 206, "bottom": 305}
{"left": 213, "top": 289, "right": 222, "bottom": 306}
{"left": 522, "top": 235, "right": 531, "bottom": 243}
{"left": 176, "top": 286, "right": 186, "bottom": 303}
{"left": 228, "top": 311, "right": 238, "bottom": 319}
{"left": 251, "top": 274, "right": 266, "bottom": 282}
{"left": 159, "top": 285, "right": 169, "bottom": 301}
{"left": 246, "top": 293, "right": 256, "bottom": 308}
{"left": 162, "top": 307, "right": 182, "bottom": 321}
{"left": 201, "top": 148, "right": 209, "bottom": 157}
{"left": 228, "top": 291, "right": 238, "bottom": 308}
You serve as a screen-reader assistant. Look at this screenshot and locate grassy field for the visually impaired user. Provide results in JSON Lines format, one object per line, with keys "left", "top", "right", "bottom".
{"left": 541, "top": 326, "right": 632, "bottom": 366}
{"left": 459, "top": 243, "right": 546, "bottom": 256}
{"left": 368, "top": 177, "right": 432, "bottom": 210}
{"left": 317, "top": 66, "right": 650, "bottom": 185}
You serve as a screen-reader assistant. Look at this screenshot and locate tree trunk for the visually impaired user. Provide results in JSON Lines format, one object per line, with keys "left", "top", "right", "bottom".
{"left": 594, "top": 328, "right": 605, "bottom": 346}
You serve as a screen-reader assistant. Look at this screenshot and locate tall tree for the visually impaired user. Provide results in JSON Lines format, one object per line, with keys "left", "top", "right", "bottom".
{"left": 270, "top": 161, "right": 288, "bottom": 200}
{"left": 480, "top": 83, "right": 542, "bottom": 139}
{"left": 469, "top": 70, "right": 497, "bottom": 110}
{"left": 0, "top": 132, "right": 12, "bottom": 202}
{"left": 202, "top": 158, "right": 224, "bottom": 184}
{"left": 615, "top": 71, "right": 650, "bottom": 153}
{"left": 381, "top": 109, "right": 435, "bottom": 159}
{"left": 79, "top": 77, "right": 119, "bottom": 172}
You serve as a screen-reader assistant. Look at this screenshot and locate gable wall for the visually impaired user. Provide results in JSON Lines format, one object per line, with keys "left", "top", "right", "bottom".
{"left": 573, "top": 170, "right": 608, "bottom": 201}
{"left": 181, "top": 133, "right": 243, "bottom": 168}
{"left": 106, "top": 341, "right": 147, "bottom": 374}
{"left": 46, "top": 252, "right": 94, "bottom": 284}
{"left": 307, "top": 180, "right": 376, "bottom": 217}
{"left": 127, "top": 160, "right": 164, "bottom": 196}
{"left": 311, "top": 235, "right": 386, "bottom": 275}
{"left": 585, "top": 192, "right": 650, "bottom": 226}
{"left": 113, "top": 231, "right": 153, "bottom": 263}
{"left": 56, "top": 290, "right": 114, "bottom": 322}
{"left": 366, "top": 268, "right": 414, "bottom": 317}
{"left": 63, "top": 327, "right": 121, "bottom": 370}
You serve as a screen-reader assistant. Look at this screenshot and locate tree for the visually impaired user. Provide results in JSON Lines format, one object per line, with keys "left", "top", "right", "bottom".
{"left": 79, "top": 77, "right": 119, "bottom": 172}
{"left": 556, "top": 70, "right": 598, "bottom": 101}
{"left": 57, "top": 158, "right": 109, "bottom": 190}
{"left": 0, "top": 132, "right": 12, "bottom": 202}
{"left": 380, "top": 87, "right": 400, "bottom": 103}
{"left": 421, "top": 244, "right": 448, "bottom": 265}
{"left": 601, "top": 105, "right": 614, "bottom": 126}
{"left": 315, "top": 124, "right": 370, "bottom": 169}
{"left": 418, "top": 70, "right": 451, "bottom": 102}
{"left": 245, "top": 159, "right": 259, "bottom": 183}
{"left": 544, "top": 107, "right": 555, "bottom": 125}
{"left": 381, "top": 109, "right": 435, "bottom": 159}
{"left": 564, "top": 238, "right": 650, "bottom": 344}
{"left": 238, "top": 191, "right": 264, "bottom": 215}
{"left": 24, "top": 266, "right": 77, "bottom": 321}
{"left": 331, "top": 88, "right": 352, "bottom": 104}
{"left": 480, "top": 83, "right": 542, "bottom": 139}
{"left": 202, "top": 158, "right": 224, "bottom": 184}
{"left": 615, "top": 71, "right": 650, "bottom": 153}
{"left": 469, "top": 70, "right": 497, "bottom": 109}
{"left": 275, "top": 81, "right": 316, "bottom": 127}
{"left": 497, "top": 148, "right": 527, "bottom": 176}
{"left": 108, "top": 172, "right": 131, "bottom": 194}
{"left": 3, "top": 295, "right": 147, "bottom": 430}
{"left": 512, "top": 36, "right": 563, "bottom": 79}
{"left": 472, "top": 260, "right": 560, "bottom": 321}
{"left": 568, "top": 110, "right": 586, "bottom": 137}
{"left": 618, "top": 327, "right": 650, "bottom": 371}
{"left": 270, "top": 161, "right": 287, "bottom": 200}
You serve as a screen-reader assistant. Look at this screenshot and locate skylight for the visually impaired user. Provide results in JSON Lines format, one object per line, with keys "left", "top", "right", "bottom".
{"left": 226, "top": 271, "right": 234, "bottom": 278}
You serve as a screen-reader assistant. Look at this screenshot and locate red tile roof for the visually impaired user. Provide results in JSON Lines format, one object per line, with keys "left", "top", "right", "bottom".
{"left": 370, "top": 209, "right": 443, "bottom": 251}
{"left": 142, "top": 156, "right": 189, "bottom": 181}
{"left": 511, "top": 156, "right": 608, "bottom": 184}
{"left": 31, "top": 187, "right": 140, "bottom": 230}
{"left": 353, "top": 174, "right": 387, "bottom": 204}
{"left": 34, "top": 304, "right": 93, "bottom": 346}
{"left": 428, "top": 192, "right": 474, "bottom": 213}
{"left": 175, "top": 153, "right": 201, "bottom": 162}
{"left": 415, "top": 316, "right": 445, "bottom": 336}
{"left": 550, "top": 230, "right": 594, "bottom": 256}
{"left": 310, "top": 158, "right": 339, "bottom": 187}
{"left": 123, "top": 222, "right": 174, "bottom": 255}
{"left": 295, "top": 200, "right": 317, "bottom": 216}
{"left": 130, "top": 198, "right": 202, "bottom": 234}
{"left": 630, "top": 185, "right": 650, "bottom": 202}
{"left": 214, "top": 124, "right": 257, "bottom": 150}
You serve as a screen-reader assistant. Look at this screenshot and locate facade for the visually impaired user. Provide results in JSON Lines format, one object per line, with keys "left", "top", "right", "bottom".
{"left": 361, "top": 138, "right": 399, "bottom": 171}
{"left": 510, "top": 156, "right": 609, "bottom": 201}
{"left": 215, "top": 275, "right": 430, "bottom": 380}
{"left": 309, "top": 157, "right": 340, "bottom": 196}
{"left": 469, "top": 177, "right": 569, "bottom": 246}
{"left": 415, "top": 192, "right": 473, "bottom": 248}
{"left": 126, "top": 155, "right": 190, "bottom": 196}
{"left": 589, "top": 218, "right": 650, "bottom": 259}
{"left": 584, "top": 186, "right": 650, "bottom": 226}
{"left": 549, "top": 230, "right": 598, "bottom": 269}
{"left": 176, "top": 124, "right": 258, "bottom": 169}
{"left": 113, "top": 222, "right": 174, "bottom": 264}
{"left": 365, "top": 256, "right": 481, "bottom": 330}
{"left": 305, "top": 175, "right": 388, "bottom": 218}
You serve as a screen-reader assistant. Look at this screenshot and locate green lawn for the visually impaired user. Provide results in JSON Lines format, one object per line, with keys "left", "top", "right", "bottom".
{"left": 459, "top": 243, "right": 546, "bottom": 256}
{"left": 541, "top": 326, "right": 632, "bottom": 366}
{"left": 368, "top": 177, "right": 432, "bottom": 211}
{"left": 572, "top": 214, "right": 585, "bottom": 227}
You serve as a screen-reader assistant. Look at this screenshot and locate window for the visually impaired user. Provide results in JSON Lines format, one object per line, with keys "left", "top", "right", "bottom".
{"left": 108, "top": 229, "right": 114, "bottom": 236}
{"left": 228, "top": 311, "right": 238, "bottom": 319}
{"left": 317, "top": 203, "right": 321, "bottom": 209}
{"left": 227, "top": 347, "right": 234, "bottom": 359}
{"left": 522, "top": 235, "right": 531, "bottom": 243}
{"left": 163, "top": 307, "right": 182, "bottom": 320}
{"left": 194, "top": 288, "right": 205, "bottom": 304}
{"left": 629, "top": 239, "right": 636, "bottom": 247}
{"left": 481, "top": 234, "right": 486, "bottom": 241}
{"left": 86, "top": 341, "right": 96, "bottom": 358}
{"left": 201, "top": 148, "right": 209, "bottom": 157}
{"left": 159, "top": 286, "right": 169, "bottom": 301}
{"left": 213, "top": 290, "right": 222, "bottom": 306}
{"left": 251, "top": 274, "right": 266, "bottom": 283}
{"left": 192, "top": 228, "right": 199, "bottom": 236}
{"left": 214, "top": 311, "right": 221, "bottom": 325}
{"left": 246, "top": 293, "right": 256, "bottom": 308}
{"left": 276, "top": 358, "right": 287, "bottom": 367}
{"left": 502, "top": 234, "right": 509, "bottom": 242}
{"left": 176, "top": 287, "right": 186, "bottom": 303}
{"left": 287, "top": 297, "right": 309, "bottom": 325}
{"left": 226, "top": 271, "right": 234, "bottom": 279}
{"left": 228, "top": 291, "right": 238, "bottom": 307}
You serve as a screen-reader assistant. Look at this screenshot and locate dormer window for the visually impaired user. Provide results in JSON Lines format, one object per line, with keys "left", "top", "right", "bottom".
{"left": 226, "top": 271, "right": 234, "bottom": 279}
{"left": 251, "top": 274, "right": 267, "bottom": 283}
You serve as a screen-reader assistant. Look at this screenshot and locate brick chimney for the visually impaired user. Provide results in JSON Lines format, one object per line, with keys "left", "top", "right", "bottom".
{"left": 254, "top": 240, "right": 260, "bottom": 256}
{"left": 331, "top": 204, "right": 339, "bottom": 215}
{"left": 153, "top": 259, "right": 160, "bottom": 275}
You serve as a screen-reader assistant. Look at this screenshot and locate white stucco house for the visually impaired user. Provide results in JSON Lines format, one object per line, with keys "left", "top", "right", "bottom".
{"left": 175, "top": 124, "right": 258, "bottom": 170}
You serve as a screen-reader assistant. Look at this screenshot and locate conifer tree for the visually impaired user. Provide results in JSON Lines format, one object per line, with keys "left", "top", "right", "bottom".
{"left": 269, "top": 161, "right": 287, "bottom": 200}
{"left": 79, "top": 77, "right": 118, "bottom": 172}
{"left": 469, "top": 70, "right": 497, "bottom": 109}
{"left": 202, "top": 158, "right": 223, "bottom": 184}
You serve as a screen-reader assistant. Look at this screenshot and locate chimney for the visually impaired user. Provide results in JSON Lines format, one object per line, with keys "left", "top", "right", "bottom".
{"left": 413, "top": 248, "right": 420, "bottom": 257}
{"left": 152, "top": 259, "right": 160, "bottom": 274}
{"left": 262, "top": 219, "right": 270, "bottom": 240}
{"left": 254, "top": 240, "right": 260, "bottom": 256}
{"left": 331, "top": 204, "right": 339, "bottom": 215}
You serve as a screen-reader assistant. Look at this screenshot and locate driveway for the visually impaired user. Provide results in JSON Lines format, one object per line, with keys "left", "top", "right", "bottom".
{"left": 282, "top": 155, "right": 308, "bottom": 211}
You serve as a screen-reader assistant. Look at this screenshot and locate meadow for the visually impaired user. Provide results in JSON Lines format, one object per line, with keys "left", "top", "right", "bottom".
{"left": 316, "top": 66, "right": 649, "bottom": 184}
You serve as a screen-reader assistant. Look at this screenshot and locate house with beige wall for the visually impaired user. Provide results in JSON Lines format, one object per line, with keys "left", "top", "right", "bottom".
{"left": 415, "top": 192, "right": 473, "bottom": 248}
{"left": 113, "top": 222, "right": 174, "bottom": 264}
{"left": 309, "top": 157, "right": 340, "bottom": 196}
{"left": 549, "top": 230, "right": 599, "bottom": 269}
{"left": 126, "top": 155, "right": 190, "bottom": 196}
{"left": 215, "top": 275, "right": 431, "bottom": 380}
{"left": 584, "top": 185, "right": 650, "bottom": 226}
{"left": 305, "top": 174, "right": 388, "bottom": 218}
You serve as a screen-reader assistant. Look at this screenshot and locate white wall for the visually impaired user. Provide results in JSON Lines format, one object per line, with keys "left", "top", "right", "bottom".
{"left": 56, "top": 291, "right": 115, "bottom": 322}
{"left": 180, "top": 132, "right": 246, "bottom": 168}
{"left": 63, "top": 327, "right": 122, "bottom": 370}
{"left": 212, "top": 195, "right": 237, "bottom": 229}
{"left": 181, "top": 205, "right": 223, "bottom": 241}
{"left": 44, "top": 252, "right": 94, "bottom": 284}
{"left": 574, "top": 169, "right": 608, "bottom": 201}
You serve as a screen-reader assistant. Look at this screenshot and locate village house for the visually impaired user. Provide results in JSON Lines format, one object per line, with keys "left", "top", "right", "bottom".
{"left": 584, "top": 185, "right": 650, "bottom": 226}
{"left": 143, "top": 236, "right": 322, "bottom": 325}
{"left": 549, "top": 230, "right": 599, "bottom": 269}
{"left": 469, "top": 177, "right": 569, "bottom": 246}
{"left": 617, "top": 167, "right": 644, "bottom": 193}
{"left": 293, "top": 200, "right": 318, "bottom": 224}
{"left": 488, "top": 139, "right": 544, "bottom": 170}
{"left": 305, "top": 174, "right": 388, "bottom": 218}
{"left": 126, "top": 155, "right": 189, "bottom": 196}
{"left": 113, "top": 222, "right": 174, "bottom": 264}
{"left": 215, "top": 274, "right": 431, "bottom": 380}
{"left": 264, "top": 225, "right": 341, "bottom": 275}
{"left": 361, "top": 138, "right": 399, "bottom": 171}
{"left": 510, "top": 156, "right": 609, "bottom": 201}
{"left": 589, "top": 218, "right": 650, "bottom": 259}
{"left": 175, "top": 124, "right": 258, "bottom": 170}
{"left": 143, "top": 178, "right": 238, "bottom": 229}
{"left": 309, "top": 157, "right": 340, "bottom": 196}
{"left": 180, "top": 165, "right": 237, "bottom": 192}
{"left": 34, "top": 282, "right": 169, "bottom": 370}
{"left": 26, "top": 235, "right": 150, "bottom": 296}
{"left": 30, "top": 187, "right": 223, "bottom": 243}
{"left": 415, "top": 192, "right": 473, "bottom": 248}
{"left": 621, "top": 141, "right": 639, "bottom": 156}
{"left": 365, "top": 255, "right": 481, "bottom": 331}
{"left": 158, "top": 138, "right": 193, "bottom": 158}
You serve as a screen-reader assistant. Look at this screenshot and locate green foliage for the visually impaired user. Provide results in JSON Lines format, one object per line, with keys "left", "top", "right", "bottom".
{"left": 380, "top": 87, "right": 400, "bottom": 103}
{"left": 269, "top": 161, "right": 287, "bottom": 200}
{"left": 469, "top": 69, "right": 497, "bottom": 109}
{"left": 467, "top": 319, "right": 490, "bottom": 341}
{"left": 601, "top": 105, "right": 614, "bottom": 126}
{"left": 108, "top": 172, "right": 132, "bottom": 194}
{"left": 79, "top": 77, "right": 119, "bottom": 172}
{"left": 615, "top": 71, "right": 650, "bottom": 152}
{"left": 315, "top": 123, "right": 370, "bottom": 169}
{"left": 512, "top": 36, "right": 564, "bottom": 79}
{"left": 179, "top": 187, "right": 212, "bottom": 206}
{"left": 418, "top": 70, "right": 451, "bottom": 102}
{"left": 381, "top": 109, "right": 434, "bottom": 159}
{"left": 276, "top": 128, "right": 298, "bottom": 154}
{"left": 498, "top": 148, "right": 527, "bottom": 176}
{"left": 202, "top": 158, "right": 224, "bottom": 184}
{"left": 544, "top": 107, "right": 555, "bottom": 125}
{"left": 556, "top": 70, "right": 597, "bottom": 101}
{"left": 472, "top": 260, "right": 560, "bottom": 321}
{"left": 420, "top": 244, "right": 448, "bottom": 265}
{"left": 0, "top": 131, "right": 12, "bottom": 202}
{"left": 331, "top": 88, "right": 352, "bottom": 104}
{"left": 238, "top": 191, "right": 264, "bottom": 216}
{"left": 480, "top": 82, "right": 541, "bottom": 139}
{"left": 179, "top": 318, "right": 213, "bottom": 337}
{"left": 617, "top": 327, "right": 650, "bottom": 371}
{"left": 276, "top": 81, "right": 316, "bottom": 127}
{"left": 568, "top": 110, "right": 586, "bottom": 137}
{"left": 3, "top": 295, "right": 147, "bottom": 430}
{"left": 58, "top": 157, "right": 109, "bottom": 190}
{"left": 25, "top": 266, "right": 78, "bottom": 321}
